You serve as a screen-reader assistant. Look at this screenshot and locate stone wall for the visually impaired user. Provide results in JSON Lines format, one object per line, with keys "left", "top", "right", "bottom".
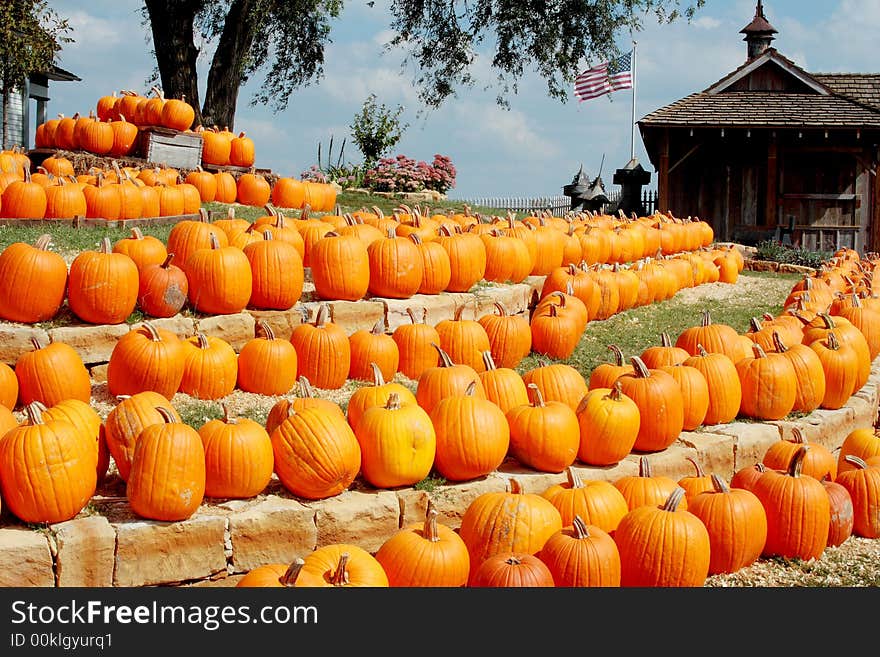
{"left": 1, "top": 360, "right": 877, "bottom": 588}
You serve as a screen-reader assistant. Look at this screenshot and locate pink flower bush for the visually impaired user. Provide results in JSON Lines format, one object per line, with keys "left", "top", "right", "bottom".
{"left": 363, "top": 154, "right": 456, "bottom": 194}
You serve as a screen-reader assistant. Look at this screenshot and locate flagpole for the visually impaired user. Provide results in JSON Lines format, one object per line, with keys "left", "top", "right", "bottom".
{"left": 630, "top": 40, "right": 637, "bottom": 162}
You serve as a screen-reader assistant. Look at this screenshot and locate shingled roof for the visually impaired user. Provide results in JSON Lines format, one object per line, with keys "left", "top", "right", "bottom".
{"left": 639, "top": 49, "right": 880, "bottom": 129}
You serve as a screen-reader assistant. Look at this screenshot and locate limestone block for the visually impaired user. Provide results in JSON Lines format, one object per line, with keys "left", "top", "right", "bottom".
{"left": 326, "top": 300, "right": 386, "bottom": 335}
{"left": 703, "top": 421, "right": 782, "bottom": 473}
{"left": 131, "top": 315, "right": 195, "bottom": 340}
{"left": 383, "top": 295, "right": 457, "bottom": 333}
{"left": 0, "top": 526, "right": 54, "bottom": 587}
{"left": 247, "top": 307, "right": 307, "bottom": 341}
{"left": 314, "top": 489, "right": 400, "bottom": 554}
{"left": 678, "top": 431, "right": 738, "bottom": 482}
{"left": 420, "top": 476, "right": 509, "bottom": 531}
{"left": 51, "top": 516, "right": 116, "bottom": 587}
{"left": 193, "top": 313, "right": 256, "bottom": 351}
{"left": 89, "top": 363, "right": 108, "bottom": 384}
{"left": 0, "top": 325, "right": 50, "bottom": 366}
{"left": 227, "top": 496, "right": 316, "bottom": 573}
{"left": 473, "top": 283, "right": 532, "bottom": 318}
{"left": 623, "top": 444, "right": 699, "bottom": 480}
{"left": 113, "top": 514, "right": 227, "bottom": 586}
{"left": 496, "top": 460, "right": 568, "bottom": 494}
{"left": 570, "top": 459, "right": 639, "bottom": 484}
{"left": 48, "top": 323, "right": 129, "bottom": 365}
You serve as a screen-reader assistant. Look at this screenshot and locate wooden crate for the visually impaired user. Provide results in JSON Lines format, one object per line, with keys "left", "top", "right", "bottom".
{"left": 136, "top": 127, "right": 203, "bottom": 170}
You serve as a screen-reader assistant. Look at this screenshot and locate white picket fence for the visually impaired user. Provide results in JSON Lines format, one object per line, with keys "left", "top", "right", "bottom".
{"left": 456, "top": 189, "right": 658, "bottom": 217}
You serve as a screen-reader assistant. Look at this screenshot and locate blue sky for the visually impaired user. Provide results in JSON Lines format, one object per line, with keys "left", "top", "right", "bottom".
{"left": 42, "top": 1, "right": 880, "bottom": 200}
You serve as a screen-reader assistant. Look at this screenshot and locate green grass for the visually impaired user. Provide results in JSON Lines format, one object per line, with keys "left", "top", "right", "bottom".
{"left": 175, "top": 399, "right": 226, "bottom": 430}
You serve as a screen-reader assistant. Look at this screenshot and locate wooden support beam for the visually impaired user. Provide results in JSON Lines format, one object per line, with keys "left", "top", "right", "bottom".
{"left": 658, "top": 129, "right": 670, "bottom": 213}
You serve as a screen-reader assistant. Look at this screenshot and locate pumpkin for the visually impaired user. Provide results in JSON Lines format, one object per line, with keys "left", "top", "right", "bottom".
{"left": 346, "top": 363, "right": 417, "bottom": 434}
{"left": 682, "top": 345, "right": 742, "bottom": 425}
{"left": 0, "top": 402, "right": 97, "bottom": 524}
{"left": 0, "top": 234, "right": 68, "bottom": 324}
{"left": 14, "top": 337, "right": 91, "bottom": 407}
{"left": 178, "top": 332, "right": 238, "bottom": 400}
{"left": 477, "top": 350, "right": 529, "bottom": 416}
{"left": 68, "top": 237, "right": 139, "bottom": 325}
{"left": 735, "top": 343, "right": 797, "bottom": 421}
{"left": 293, "top": 544, "right": 389, "bottom": 587}
{"left": 575, "top": 382, "right": 640, "bottom": 467}
{"left": 229, "top": 131, "right": 256, "bottom": 167}
{"left": 200, "top": 404, "right": 273, "bottom": 499}
{"left": 640, "top": 332, "right": 689, "bottom": 369}
{"left": 529, "top": 300, "right": 582, "bottom": 361}
{"left": 541, "top": 466, "right": 629, "bottom": 533}
{"left": 236, "top": 563, "right": 297, "bottom": 588}
{"left": 243, "top": 230, "right": 304, "bottom": 311}
{"left": 521, "top": 362, "right": 588, "bottom": 411}
{"left": 290, "top": 304, "right": 351, "bottom": 390}
{"left": 822, "top": 478, "right": 854, "bottom": 548}
{"left": 270, "top": 404, "right": 362, "bottom": 500}
{"left": 127, "top": 407, "right": 205, "bottom": 522}
{"left": 31, "top": 398, "right": 108, "bottom": 484}
{"left": 0, "top": 362, "right": 18, "bottom": 410}
{"left": 367, "top": 227, "right": 424, "bottom": 299}
{"left": 835, "top": 455, "right": 880, "bottom": 539}
{"left": 480, "top": 229, "right": 532, "bottom": 284}
{"left": 769, "top": 331, "right": 826, "bottom": 414}
{"left": 271, "top": 176, "right": 305, "bottom": 209}
{"left": 167, "top": 207, "right": 230, "bottom": 269}
{"left": 459, "top": 478, "right": 563, "bottom": 583}
{"left": 614, "top": 356, "right": 684, "bottom": 452}
{"left": 106, "top": 322, "right": 186, "bottom": 400}
{"left": 1, "top": 168, "right": 47, "bottom": 219}
{"left": 310, "top": 231, "right": 370, "bottom": 302}
{"left": 43, "top": 178, "right": 87, "bottom": 219}
{"left": 837, "top": 427, "right": 880, "bottom": 478}
{"left": 469, "top": 552, "right": 555, "bottom": 587}
{"left": 103, "top": 391, "right": 181, "bottom": 482}
{"left": 730, "top": 462, "right": 769, "bottom": 494}
{"left": 762, "top": 427, "right": 837, "bottom": 482}
{"left": 264, "top": 376, "right": 345, "bottom": 435}
{"left": 374, "top": 505, "right": 470, "bottom": 587}
{"left": 160, "top": 95, "right": 195, "bottom": 131}
{"left": 809, "top": 331, "right": 860, "bottom": 410}
{"left": 355, "top": 392, "right": 436, "bottom": 489}
{"left": 392, "top": 308, "right": 442, "bottom": 382}
{"left": 415, "top": 344, "right": 486, "bottom": 417}
{"left": 410, "top": 233, "right": 451, "bottom": 295}
{"left": 614, "top": 455, "right": 688, "bottom": 512}
{"left": 137, "top": 253, "right": 189, "bottom": 318}
{"left": 431, "top": 380, "right": 510, "bottom": 482}
{"left": 348, "top": 320, "right": 400, "bottom": 383}
{"left": 675, "top": 309, "right": 747, "bottom": 363}
{"left": 477, "top": 301, "right": 532, "bottom": 370}
{"left": 686, "top": 474, "right": 768, "bottom": 575}
{"left": 660, "top": 362, "right": 710, "bottom": 432}
{"left": 236, "top": 321, "right": 298, "bottom": 396}
{"left": 752, "top": 446, "right": 831, "bottom": 561}
{"left": 615, "top": 487, "right": 711, "bottom": 587}
{"left": 436, "top": 306, "right": 492, "bottom": 374}
{"left": 113, "top": 227, "right": 167, "bottom": 272}
{"left": 588, "top": 344, "right": 634, "bottom": 390}
{"left": 435, "top": 225, "right": 487, "bottom": 292}
{"left": 538, "top": 515, "right": 621, "bottom": 587}
{"left": 185, "top": 233, "right": 253, "bottom": 315}
{"left": 213, "top": 171, "right": 238, "bottom": 203}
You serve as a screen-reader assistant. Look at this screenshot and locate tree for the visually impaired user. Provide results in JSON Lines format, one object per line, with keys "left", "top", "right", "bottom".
{"left": 0, "top": 0, "right": 72, "bottom": 149}
{"left": 141, "top": 0, "right": 703, "bottom": 129}
{"left": 349, "top": 94, "right": 408, "bottom": 169}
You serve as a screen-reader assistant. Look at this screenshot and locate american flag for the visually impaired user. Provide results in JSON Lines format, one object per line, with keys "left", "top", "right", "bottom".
{"left": 574, "top": 50, "right": 633, "bottom": 102}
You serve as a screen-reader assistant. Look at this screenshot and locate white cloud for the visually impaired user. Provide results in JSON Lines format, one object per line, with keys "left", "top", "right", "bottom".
{"left": 64, "top": 10, "right": 126, "bottom": 49}
{"left": 450, "top": 101, "right": 560, "bottom": 159}
{"left": 692, "top": 16, "right": 722, "bottom": 30}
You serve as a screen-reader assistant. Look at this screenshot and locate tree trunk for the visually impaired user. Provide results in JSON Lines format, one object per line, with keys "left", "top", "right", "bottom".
{"left": 201, "top": 0, "right": 262, "bottom": 130}
{"left": 144, "top": 0, "right": 203, "bottom": 129}
{"left": 2, "top": 83, "right": 9, "bottom": 151}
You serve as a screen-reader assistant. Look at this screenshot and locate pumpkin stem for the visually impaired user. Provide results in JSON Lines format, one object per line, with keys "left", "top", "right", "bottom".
{"left": 314, "top": 303, "right": 331, "bottom": 327}
{"left": 195, "top": 331, "right": 210, "bottom": 350}
{"left": 330, "top": 554, "right": 351, "bottom": 586}
{"left": 526, "top": 383, "right": 545, "bottom": 407}
{"left": 24, "top": 401, "right": 46, "bottom": 426}
{"left": 565, "top": 466, "right": 584, "bottom": 489}
{"left": 751, "top": 343, "right": 768, "bottom": 359}
{"left": 686, "top": 456, "right": 704, "bottom": 477}
{"left": 370, "top": 362, "right": 386, "bottom": 387}
{"left": 481, "top": 350, "right": 497, "bottom": 371}
{"left": 34, "top": 234, "right": 54, "bottom": 251}
{"left": 787, "top": 445, "right": 809, "bottom": 478}
{"left": 140, "top": 321, "right": 162, "bottom": 342}
{"left": 423, "top": 508, "right": 440, "bottom": 543}
{"left": 256, "top": 319, "right": 276, "bottom": 341}
{"left": 710, "top": 473, "right": 730, "bottom": 494}
{"left": 660, "top": 332, "right": 673, "bottom": 347}
{"left": 826, "top": 331, "right": 841, "bottom": 350}
{"left": 630, "top": 356, "right": 651, "bottom": 378}
{"left": 465, "top": 380, "right": 477, "bottom": 397}
{"left": 843, "top": 454, "right": 868, "bottom": 470}
{"left": 771, "top": 331, "right": 787, "bottom": 354}
{"left": 571, "top": 515, "right": 590, "bottom": 540}
{"left": 278, "top": 558, "right": 305, "bottom": 587}
{"left": 638, "top": 456, "right": 652, "bottom": 478}
{"left": 790, "top": 427, "right": 806, "bottom": 445}
{"left": 609, "top": 381, "right": 624, "bottom": 402}
{"left": 662, "top": 487, "right": 687, "bottom": 512}
{"left": 384, "top": 392, "right": 401, "bottom": 410}
{"left": 155, "top": 407, "right": 177, "bottom": 424}
{"left": 432, "top": 343, "right": 455, "bottom": 368}
{"left": 298, "top": 376, "right": 316, "bottom": 398}
{"left": 607, "top": 344, "right": 625, "bottom": 366}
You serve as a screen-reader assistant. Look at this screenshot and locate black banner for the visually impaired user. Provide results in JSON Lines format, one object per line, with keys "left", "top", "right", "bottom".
{"left": 0, "top": 586, "right": 866, "bottom": 652}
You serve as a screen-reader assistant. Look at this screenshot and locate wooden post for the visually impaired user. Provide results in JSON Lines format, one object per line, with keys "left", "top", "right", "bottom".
{"left": 872, "top": 152, "right": 880, "bottom": 252}
{"left": 658, "top": 129, "right": 670, "bottom": 213}
{"left": 766, "top": 139, "right": 778, "bottom": 228}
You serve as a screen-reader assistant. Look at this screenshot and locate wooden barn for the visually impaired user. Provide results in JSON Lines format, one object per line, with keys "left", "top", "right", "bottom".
{"left": 638, "top": 1, "right": 880, "bottom": 253}
{"left": 0, "top": 65, "right": 80, "bottom": 150}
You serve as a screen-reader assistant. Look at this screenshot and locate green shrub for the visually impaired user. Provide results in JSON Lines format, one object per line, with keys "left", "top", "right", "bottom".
{"left": 755, "top": 240, "right": 830, "bottom": 268}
